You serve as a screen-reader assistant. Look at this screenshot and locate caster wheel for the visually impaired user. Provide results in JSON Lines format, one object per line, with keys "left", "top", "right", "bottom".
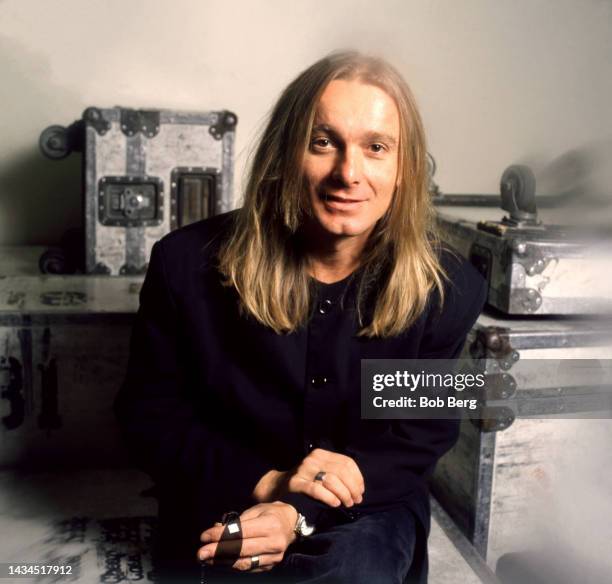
{"left": 39, "top": 125, "right": 71, "bottom": 159}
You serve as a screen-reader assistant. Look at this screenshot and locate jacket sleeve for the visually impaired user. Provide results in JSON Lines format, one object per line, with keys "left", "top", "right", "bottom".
{"left": 345, "top": 254, "right": 488, "bottom": 511}
{"left": 113, "top": 241, "right": 272, "bottom": 515}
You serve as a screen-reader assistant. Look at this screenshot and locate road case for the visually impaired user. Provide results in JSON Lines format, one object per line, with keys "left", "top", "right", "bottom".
{"left": 432, "top": 164, "right": 612, "bottom": 316}
{"left": 40, "top": 106, "right": 237, "bottom": 275}
{"left": 436, "top": 206, "right": 612, "bottom": 316}
{"left": 431, "top": 309, "right": 612, "bottom": 579}
{"left": 0, "top": 247, "right": 141, "bottom": 470}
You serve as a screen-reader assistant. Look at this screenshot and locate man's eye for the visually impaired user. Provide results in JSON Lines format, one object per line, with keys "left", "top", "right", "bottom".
{"left": 370, "top": 143, "right": 385, "bottom": 153}
{"left": 311, "top": 137, "right": 332, "bottom": 149}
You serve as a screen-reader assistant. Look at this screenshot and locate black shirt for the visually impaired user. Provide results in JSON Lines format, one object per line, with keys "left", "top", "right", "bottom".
{"left": 114, "top": 210, "right": 487, "bottom": 578}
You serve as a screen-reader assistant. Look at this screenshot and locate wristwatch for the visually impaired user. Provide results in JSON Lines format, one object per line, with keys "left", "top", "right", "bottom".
{"left": 294, "top": 513, "right": 315, "bottom": 539}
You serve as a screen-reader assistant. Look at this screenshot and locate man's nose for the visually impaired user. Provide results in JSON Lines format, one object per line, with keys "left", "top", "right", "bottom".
{"left": 333, "top": 146, "right": 363, "bottom": 186}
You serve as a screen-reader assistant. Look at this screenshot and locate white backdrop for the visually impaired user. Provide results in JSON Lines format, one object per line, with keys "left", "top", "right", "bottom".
{"left": 1, "top": 0, "right": 611, "bottom": 244}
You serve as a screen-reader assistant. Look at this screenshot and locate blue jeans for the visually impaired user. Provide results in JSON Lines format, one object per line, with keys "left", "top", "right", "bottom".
{"left": 200, "top": 505, "right": 417, "bottom": 584}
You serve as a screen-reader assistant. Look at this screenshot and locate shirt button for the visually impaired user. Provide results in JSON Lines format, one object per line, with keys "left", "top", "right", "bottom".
{"left": 307, "top": 443, "right": 315, "bottom": 452}
{"left": 318, "top": 299, "right": 333, "bottom": 314}
{"left": 311, "top": 376, "right": 328, "bottom": 388}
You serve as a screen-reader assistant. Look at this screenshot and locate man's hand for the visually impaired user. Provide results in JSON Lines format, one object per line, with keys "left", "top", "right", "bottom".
{"left": 252, "top": 448, "right": 365, "bottom": 508}
{"left": 197, "top": 502, "right": 298, "bottom": 572}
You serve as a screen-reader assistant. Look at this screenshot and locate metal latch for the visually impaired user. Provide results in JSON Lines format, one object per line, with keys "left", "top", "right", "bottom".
{"left": 98, "top": 176, "right": 164, "bottom": 227}
{"left": 120, "top": 108, "right": 160, "bottom": 138}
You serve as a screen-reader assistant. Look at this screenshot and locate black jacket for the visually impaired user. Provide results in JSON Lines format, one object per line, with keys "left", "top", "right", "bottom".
{"left": 114, "top": 211, "right": 487, "bottom": 581}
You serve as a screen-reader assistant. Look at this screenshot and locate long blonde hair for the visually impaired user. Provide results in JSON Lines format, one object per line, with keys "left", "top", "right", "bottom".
{"left": 218, "top": 51, "right": 446, "bottom": 338}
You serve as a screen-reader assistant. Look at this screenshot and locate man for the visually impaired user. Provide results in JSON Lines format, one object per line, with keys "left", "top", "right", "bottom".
{"left": 114, "top": 51, "right": 487, "bottom": 583}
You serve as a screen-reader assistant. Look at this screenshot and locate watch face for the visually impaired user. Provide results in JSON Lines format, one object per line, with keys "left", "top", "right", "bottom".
{"left": 297, "top": 515, "right": 315, "bottom": 537}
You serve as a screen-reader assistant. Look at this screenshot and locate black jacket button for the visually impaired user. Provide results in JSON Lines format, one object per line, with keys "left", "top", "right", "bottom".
{"left": 318, "top": 299, "right": 333, "bottom": 314}
{"left": 311, "top": 376, "right": 328, "bottom": 388}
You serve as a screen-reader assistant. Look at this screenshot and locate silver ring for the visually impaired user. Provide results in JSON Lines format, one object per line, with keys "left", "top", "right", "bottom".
{"left": 314, "top": 471, "right": 326, "bottom": 482}
{"left": 250, "top": 555, "right": 260, "bottom": 569}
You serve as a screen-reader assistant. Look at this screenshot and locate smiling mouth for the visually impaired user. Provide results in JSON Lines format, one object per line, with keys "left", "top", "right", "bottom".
{"left": 320, "top": 193, "right": 366, "bottom": 204}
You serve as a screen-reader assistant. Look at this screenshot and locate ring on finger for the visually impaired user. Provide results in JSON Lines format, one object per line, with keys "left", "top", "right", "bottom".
{"left": 250, "top": 555, "right": 260, "bottom": 570}
{"left": 314, "top": 471, "right": 326, "bottom": 482}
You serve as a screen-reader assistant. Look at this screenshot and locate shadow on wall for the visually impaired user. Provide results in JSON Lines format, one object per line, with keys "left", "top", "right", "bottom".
{"left": 0, "top": 150, "right": 82, "bottom": 246}
{"left": 525, "top": 140, "right": 612, "bottom": 231}
{"left": 0, "top": 33, "right": 82, "bottom": 246}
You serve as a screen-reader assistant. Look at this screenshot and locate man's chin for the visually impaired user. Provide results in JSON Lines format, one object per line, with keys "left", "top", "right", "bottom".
{"left": 320, "top": 220, "right": 370, "bottom": 239}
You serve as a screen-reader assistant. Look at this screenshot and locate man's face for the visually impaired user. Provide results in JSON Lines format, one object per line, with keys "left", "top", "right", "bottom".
{"left": 301, "top": 79, "right": 400, "bottom": 242}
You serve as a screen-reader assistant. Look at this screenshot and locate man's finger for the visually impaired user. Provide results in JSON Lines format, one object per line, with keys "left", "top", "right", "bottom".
{"left": 315, "top": 471, "right": 354, "bottom": 507}
{"left": 329, "top": 456, "right": 365, "bottom": 495}
{"left": 344, "top": 457, "right": 366, "bottom": 496}
{"left": 200, "top": 515, "right": 277, "bottom": 543}
{"left": 326, "top": 461, "right": 364, "bottom": 503}
{"left": 306, "top": 460, "right": 363, "bottom": 504}
{"left": 200, "top": 524, "right": 225, "bottom": 543}
{"left": 306, "top": 449, "right": 365, "bottom": 500}
{"left": 198, "top": 535, "right": 283, "bottom": 561}
{"left": 291, "top": 474, "right": 341, "bottom": 507}
{"left": 229, "top": 552, "right": 285, "bottom": 572}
